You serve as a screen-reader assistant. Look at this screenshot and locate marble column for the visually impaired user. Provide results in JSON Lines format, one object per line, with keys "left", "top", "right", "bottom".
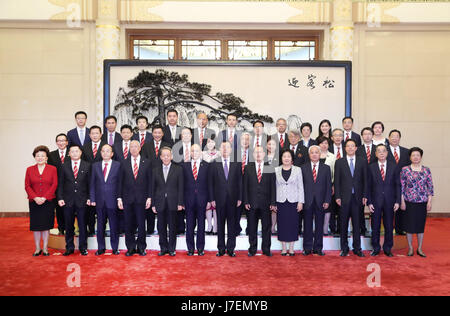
{"left": 330, "top": 0, "right": 354, "bottom": 61}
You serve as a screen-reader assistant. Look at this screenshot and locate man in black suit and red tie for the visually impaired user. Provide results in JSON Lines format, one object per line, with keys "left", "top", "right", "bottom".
{"left": 113, "top": 125, "right": 133, "bottom": 163}
{"left": 182, "top": 144, "right": 210, "bottom": 256}
{"left": 334, "top": 139, "right": 368, "bottom": 257}
{"left": 301, "top": 145, "right": 332, "bottom": 256}
{"left": 162, "top": 109, "right": 183, "bottom": 147}
{"left": 102, "top": 115, "right": 122, "bottom": 147}
{"left": 193, "top": 112, "right": 215, "bottom": 150}
{"left": 57, "top": 145, "right": 91, "bottom": 256}
{"left": 210, "top": 142, "right": 243, "bottom": 257}
{"left": 219, "top": 113, "right": 241, "bottom": 162}
{"left": 132, "top": 116, "right": 153, "bottom": 149}
{"left": 387, "top": 129, "right": 411, "bottom": 236}
{"left": 48, "top": 133, "right": 70, "bottom": 235}
{"left": 67, "top": 111, "right": 91, "bottom": 148}
{"left": 367, "top": 144, "right": 401, "bottom": 257}
{"left": 342, "top": 116, "right": 362, "bottom": 147}
{"left": 243, "top": 146, "right": 276, "bottom": 257}
{"left": 152, "top": 147, "right": 184, "bottom": 257}
{"left": 271, "top": 118, "right": 290, "bottom": 157}
{"left": 118, "top": 141, "right": 152, "bottom": 257}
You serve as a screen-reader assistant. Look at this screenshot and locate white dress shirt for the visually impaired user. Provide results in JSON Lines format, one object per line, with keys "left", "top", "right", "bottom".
{"left": 169, "top": 125, "right": 177, "bottom": 141}
{"left": 77, "top": 127, "right": 87, "bottom": 142}
{"left": 311, "top": 161, "right": 320, "bottom": 173}
{"left": 378, "top": 160, "right": 387, "bottom": 174}
{"left": 290, "top": 143, "right": 298, "bottom": 152}
{"left": 191, "top": 159, "right": 202, "bottom": 171}
{"left": 71, "top": 159, "right": 81, "bottom": 172}
{"left": 333, "top": 144, "right": 343, "bottom": 156}
{"left": 390, "top": 145, "right": 400, "bottom": 159}
{"left": 102, "top": 160, "right": 112, "bottom": 181}
{"left": 255, "top": 161, "right": 264, "bottom": 175}
{"left": 131, "top": 155, "right": 141, "bottom": 169}
{"left": 92, "top": 141, "right": 101, "bottom": 151}
{"left": 253, "top": 135, "right": 262, "bottom": 148}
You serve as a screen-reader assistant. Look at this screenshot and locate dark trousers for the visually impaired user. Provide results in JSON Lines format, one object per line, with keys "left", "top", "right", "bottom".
{"left": 330, "top": 195, "right": 341, "bottom": 234}
{"left": 157, "top": 200, "right": 178, "bottom": 253}
{"left": 177, "top": 210, "right": 186, "bottom": 234}
{"left": 55, "top": 204, "right": 65, "bottom": 233}
{"left": 64, "top": 206, "right": 87, "bottom": 252}
{"left": 146, "top": 210, "right": 156, "bottom": 234}
{"left": 340, "top": 195, "right": 362, "bottom": 252}
{"left": 123, "top": 202, "right": 147, "bottom": 251}
{"left": 217, "top": 198, "right": 237, "bottom": 253}
{"left": 394, "top": 209, "right": 404, "bottom": 233}
{"left": 86, "top": 205, "right": 96, "bottom": 235}
{"left": 247, "top": 207, "right": 271, "bottom": 254}
{"left": 371, "top": 202, "right": 394, "bottom": 253}
{"left": 298, "top": 211, "right": 304, "bottom": 235}
{"left": 303, "top": 200, "right": 325, "bottom": 252}
{"left": 235, "top": 205, "right": 244, "bottom": 236}
{"left": 186, "top": 197, "right": 206, "bottom": 251}
{"left": 360, "top": 205, "right": 367, "bottom": 234}
{"left": 96, "top": 206, "right": 119, "bottom": 251}
{"left": 117, "top": 210, "right": 125, "bottom": 234}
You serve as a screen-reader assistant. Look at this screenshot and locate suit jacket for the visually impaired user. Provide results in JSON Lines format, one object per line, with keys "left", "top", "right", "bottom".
{"left": 367, "top": 161, "right": 401, "bottom": 209}
{"left": 334, "top": 157, "right": 368, "bottom": 206}
{"left": 142, "top": 140, "right": 170, "bottom": 166}
{"left": 250, "top": 133, "right": 268, "bottom": 151}
{"left": 270, "top": 133, "right": 290, "bottom": 153}
{"left": 102, "top": 131, "right": 123, "bottom": 146}
{"left": 173, "top": 141, "right": 195, "bottom": 164}
{"left": 151, "top": 162, "right": 184, "bottom": 211}
{"left": 329, "top": 144, "right": 347, "bottom": 159}
{"left": 182, "top": 161, "right": 210, "bottom": 209}
{"left": 57, "top": 160, "right": 91, "bottom": 208}
{"left": 387, "top": 145, "right": 411, "bottom": 171}
{"left": 209, "top": 160, "right": 242, "bottom": 207}
{"left": 344, "top": 131, "right": 362, "bottom": 147}
{"left": 301, "top": 162, "right": 332, "bottom": 210}
{"left": 67, "top": 127, "right": 91, "bottom": 148}
{"left": 118, "top": 157, "right": 152, "bottom": 204}
{"left": 291, "top": 144, "right": 309, "bottom": 167}
{"left": 356, "top": 144, "right": 378, "bottom": 165}
{"left": 219, "top": 129, "right": 242, "bottom": 161}
{"left": 113, "top": 141, "right": 134, "bottom": 162}
{"left": 132, "top": 131, "right": 153, "bottom": 146}
{"left": 82, "top": 141, "right": 107, "bottom": 164}
{"left": 275, "top": 166, "right": 305, "bottom": 203}
{"left": 193, "top": 127, "right": 215, "bottom": 150}
{"left": 90, "top": 160, "right": 121, "bottom": 209}
{"left": 300, "top": 138, "right": 317, "bottom": 149}
{"left": 243, "top": 162, "right": 276, "bottom": 210}
{"left": 48, "top": 149, "right": 70, "bottom": 172}
{"left": 163, "top": 125, "right": 183, "bottom": 147}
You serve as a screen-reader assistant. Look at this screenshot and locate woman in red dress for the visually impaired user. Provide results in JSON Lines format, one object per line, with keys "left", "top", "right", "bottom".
{"left": 25, "top": 146, "right": 58, "bottom": 256}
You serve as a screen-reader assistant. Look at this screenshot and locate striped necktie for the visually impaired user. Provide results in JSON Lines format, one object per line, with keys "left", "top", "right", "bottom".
{"left": 193, "top": 161, "right": 198, "bottom": 181}
{"left": 73, "top": 161, "right": 79, "bottom": 179}
{"left": 123, "top": 143, "right": 129, "bottom": 160}
{"left": 140, "top": 133, "right": 145, "bottom": 148}
{"left": 366, "top": 146, "right": 371, "bottom": 163}
{"left": 133, "top": 158, "right": 139, "bottom": 180}
{"left": 312, "top": 164, "right": 317, "bottom": 183}
{"left": 257, "top": 163, "right": 262, "bottom": 183}
{"left": 394, "top": 148, "right": 399, "bottom": 164}
{"left": 380, "top": 163, "right": 385, "bottom": 181}
{"left": 93, "top": 143, "right": 98, "bottom": 159}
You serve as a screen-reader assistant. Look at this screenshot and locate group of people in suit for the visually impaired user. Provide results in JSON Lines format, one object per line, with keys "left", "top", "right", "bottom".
{"left": 25, "top": 111, "right": 434, "bottom": 258}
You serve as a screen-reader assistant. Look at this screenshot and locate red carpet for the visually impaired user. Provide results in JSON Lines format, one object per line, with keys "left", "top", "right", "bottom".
{"left": 1, "top": 217, "right": 450, "bottom": 296}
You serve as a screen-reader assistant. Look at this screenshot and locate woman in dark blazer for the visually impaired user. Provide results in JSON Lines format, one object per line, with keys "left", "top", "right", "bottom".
{"left": 25, "top": 146, "right": 58, "bottom": 257}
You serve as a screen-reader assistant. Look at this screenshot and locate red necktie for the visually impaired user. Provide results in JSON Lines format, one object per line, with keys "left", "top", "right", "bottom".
{"left": 60, "top": 151, "right": 65, "bottom": 164}
{"left": 73, "top": 161, "right": 79, "bottom": 179}
{"left": 93, "top": 143, "right": 98, "bottom": 159}
{"left": 280, "top": 134, "right": 284, "bottom": 148}
{"left": 133, "top": 158, "right": 139, "bottom": 180}
{"left": 123, "top": 143, "right": 129, "bottom": 160}
{"left": 256, "top": 137, "right": 260, "bottom": 147}
{"left": 312, "top": 164, "right": 317, "bottom": 183}
{"left": 346, "top": 133, "right": 350, "bottom": 141}
{"left": 193, "top": 161, "right": 198, "bottom": 181}
{"left": 242, "top": 150, "right": 246, "bottom": 175}
{"left": 257, "top": 164, "right": 262, "bottom": 183}
{"left": 200, "top": 129, "right": 204, "bottom": 146}
{"left": 103, "top": 163, "right": 108, "bottom": 181}
{"left": 229, "top": 130, "right": 234, "bottom": 144}
{"left": 140, "top": 133, "right": 145, "bottom": 148}
{"left": 380, "top": 163, "right": 385, "bottom": 181}
{"left": 155, "top": 141, "right": 160, "bottom": 157}
{"left": 184, "top": 145, "right": 190, "bottom": 162}
{"left": 336, "top": 147, "right": 341, "bottom": 160}
{"left": 394, "top": 148, "right": 399, "bottom": 164}
{"left": 366, "top": 146, "right": 371, "bottom": 163}
{"left": 291, "top": 145, "right": 295, "bottom": 152}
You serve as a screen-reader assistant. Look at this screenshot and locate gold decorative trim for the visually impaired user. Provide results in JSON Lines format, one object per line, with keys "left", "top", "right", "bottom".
{"left": 330, "top": 26, "right": 354, "bottom": 32}
{"left": 96, "top": 24, "right": 121, "bottom": 30}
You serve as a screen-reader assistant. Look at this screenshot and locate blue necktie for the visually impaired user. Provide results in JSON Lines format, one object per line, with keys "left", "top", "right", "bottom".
{"left": 350, "top": 158, "right": 355, "bottom": 194}
{"left": 79, "top": 129, "right": 85, "bottom": 145}
{"left": 223, "top": 159, "right": 229, "bottom": 180}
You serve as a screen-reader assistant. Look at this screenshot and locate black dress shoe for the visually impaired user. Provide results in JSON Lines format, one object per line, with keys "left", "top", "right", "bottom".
{"left": 340, "top": 250, "right": 349, "bottom": 257}
{"left": 80, "top": 250, "right": 88, "bottom": 256}
{"left": 158, "top": 251, "right": 168, "bottom": 256}
{"left": 33, "top": 250, "right": 42, "bottom": 257}
{"left": 112, "top": 250, "right": 120, "bottom": 255}
{"left": 188, "top": 251, "right": 195, "bottom": 256}
{"left": 227, "top": 251, "right": 236, "bottom": 257}
{"left": 126, "top": 249, "right": 136, "bottom": 257}
{"left": 371, "top": 250, "right": 380, "bottom": 257}
{"left": 169, "top": 252, "right": 176, "bottom": 257}
{"left": 198, "top": 250, "right": 205, "bottom": 256}
{"left": 313, "top": 250, "right": 325, "bottom": 256}
{"left": 281, "top": 252, "right": 288, "bottom": 256}
{"left": 63, "top": 250, "right": 74, "bottom": 256}
{"left": 303, "top": 250, "right": 312, "bottom": 256}
{"left": 354, "top": 250, "right": 365, "bottom": 257}
{"left": 248, "top": 252, "right": 256, "bottom": 257}
{"left": 95, "top": 249, "right": 106, "bottom": 256}
{"left": 263, "top": 252, "right": 273, "bottom": 257}
{"left": 216, "top": 250, "right": 225, "bottom": 257}
{"left": 384, "top": 251, "right": 394, "bottom": 257}
{"left": 417, "top": 250, "right": 427, "bottom": 258}
{"left": 139, "top": 250, "right": 147, "bottom": 256}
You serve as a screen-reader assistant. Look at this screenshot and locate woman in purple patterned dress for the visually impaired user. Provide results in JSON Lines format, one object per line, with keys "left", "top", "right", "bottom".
{"left": 400, "top": 147, "right": 434, "bottom": 258}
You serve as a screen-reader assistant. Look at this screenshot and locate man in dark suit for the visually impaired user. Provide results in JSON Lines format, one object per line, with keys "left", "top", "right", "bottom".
{"left": 356, "top": 127, "right": 378, "bottom": 236}
{"left": 235, "top": 132, "right": 252, "bottom": 236}
{"left": 367, "top": 144, "right": 401, "bottom": 257}
{"left": 250, "top": 120, "right": 268, "bottom": 153}
{"left": 218, "top": 113, "right": 241, "bottom": 162}
{"left": 151, "top": 147, "right": 184, "bottom": 257}
{"left": 162, "top": 109, "right": 183, "bottom": 147}
{"left": 301, "top": 145, "right": 332, "bottom": 256}
{"left": 89, "top": 144, "right": 121, "bottom": 256}
{"left": 118, "top": 141, "right": 152, "bottom": 256}
{"left": 334, "top": 139, "right": 368, "bottom": 257}
{"left": 243, "top": 146, "right": 276, "bottom": 257}
{"left": 57, "top": 145, "right": 90, "bottom": 256}
{"left": 182, "top": 144, "right": 210, "bottom": 256}
{"left": 67, "top": 111, "right": 91, "bottom": 147}
{"left": 82, "top": 125, "right": 106, "bottom": 236}
{"left": 193, "top": 112, "right": 215, "bottom": 150}
{"left": 387, "top": 129, "right": 411, "bottom": 235}
{"left": 342, "top": 116, "right": 362, "bottom": 147}
{"left": 102, "top": 115, "right": 122, "bottom": 147}
{"left": 271, "top": 118, "right": 290, "bottom": 158}
{"left": 210, "top": 142, "right": 243, "bottom": 257}
{"left": 329, "top": 128, "right": 346, "bottom": 160}
{"left": 48, "top": 133, "right": 70, "bottom": 235}
{"left": 300, "top": 122, "right": 317, "bottom": 149}
{"left": 113, "top": 125, "right": 133, "bottom": 163}
{"left": 132, "top": 115, "right": 153, "bottom": 148}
